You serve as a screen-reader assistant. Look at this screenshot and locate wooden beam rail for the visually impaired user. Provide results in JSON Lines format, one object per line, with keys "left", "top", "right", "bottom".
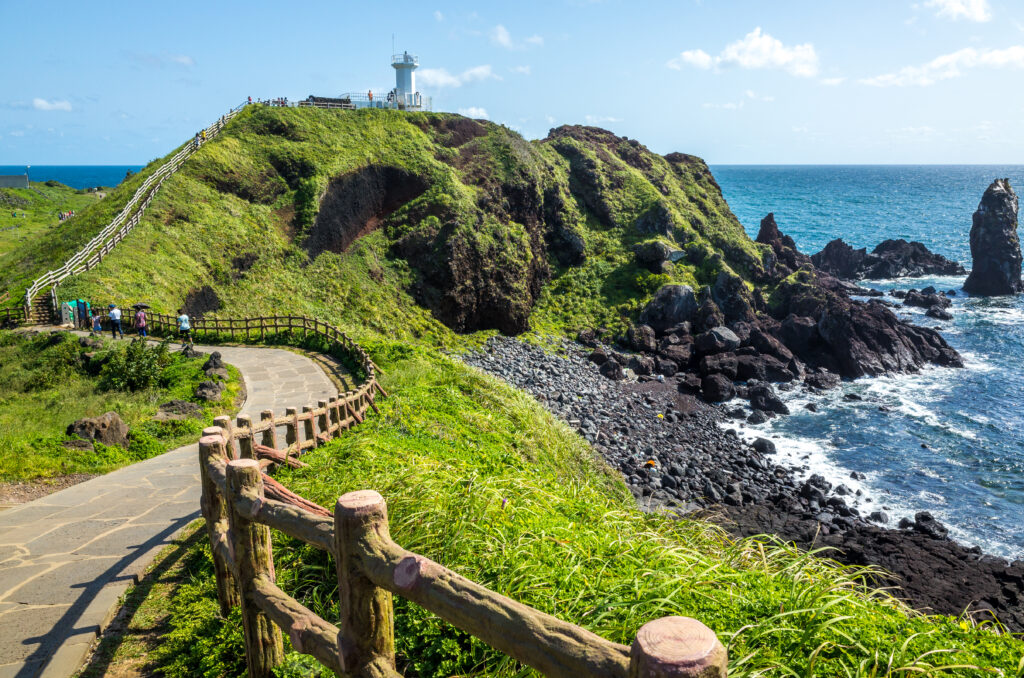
{"left": 199, "top": 430, "right": 728, "bottom": 678}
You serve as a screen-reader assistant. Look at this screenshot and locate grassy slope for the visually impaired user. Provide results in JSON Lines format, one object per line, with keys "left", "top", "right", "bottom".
{"left": 9, "top": 107, "right": 1021, "bottom": 674}
{"left": 0, "top": 182, "right": 106, "bottom": 284}
{"left": 0, "top": 152, "right": 181, "bottom": 299}
{"left": 0, "top": 331, "right": 240, "bottom": 480}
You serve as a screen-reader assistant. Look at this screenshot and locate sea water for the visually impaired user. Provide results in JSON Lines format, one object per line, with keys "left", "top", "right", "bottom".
{"left": 712, "top": 165, "right": 1024, "bottom": 559}
{"left": 0, "top": 166, "right": 144, "bottom": 190}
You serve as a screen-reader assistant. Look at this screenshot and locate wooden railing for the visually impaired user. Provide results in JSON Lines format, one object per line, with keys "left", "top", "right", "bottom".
{"left": 21, "top": 101, "right": 249, "bottom": 320}
{"left": 189, "top": 316, "right": 729, "bottom": 677}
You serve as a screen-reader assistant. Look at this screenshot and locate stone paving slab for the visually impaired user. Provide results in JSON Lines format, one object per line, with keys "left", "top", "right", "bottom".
{"left": 0, "top": 340, "right": 336, "bottom": 678}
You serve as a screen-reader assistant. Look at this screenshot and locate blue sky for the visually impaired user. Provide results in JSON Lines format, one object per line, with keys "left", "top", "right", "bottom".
{"left": 2, "top": 0, "right": 1023, "bottom": 164}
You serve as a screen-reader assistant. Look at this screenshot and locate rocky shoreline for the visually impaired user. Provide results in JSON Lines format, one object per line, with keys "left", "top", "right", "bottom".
{"left": 463, "top": 336, "right": 1024, "bottom": 631}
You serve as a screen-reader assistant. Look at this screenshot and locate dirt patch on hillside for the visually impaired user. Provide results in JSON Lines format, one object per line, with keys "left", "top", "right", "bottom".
{"left": 304, "top": 166, "right": 429, "bottom": 255}
{"left": 182, "top": 285, "right": 222, "bottom": 317}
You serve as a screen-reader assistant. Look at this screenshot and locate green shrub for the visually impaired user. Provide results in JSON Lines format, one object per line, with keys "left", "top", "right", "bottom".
{"left": 100, "top": 338, "right": 170, "bottom": 391}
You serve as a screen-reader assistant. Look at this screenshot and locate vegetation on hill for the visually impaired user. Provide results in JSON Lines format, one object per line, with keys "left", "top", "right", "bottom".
{"left": 10, "top": 106, "right": 1021, "bottom": 674}
{"left": 0, "top": 157, "right": 179, "bottom": 300}
{"left": 0, "top": 330, "right": 240, "bottom": 481}
{"left": 0, "top": 182, "right": 109, "bottom": 291}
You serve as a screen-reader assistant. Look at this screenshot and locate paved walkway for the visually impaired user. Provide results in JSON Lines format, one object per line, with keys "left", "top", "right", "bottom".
{"left": 0, "top": 344, "right": 336, "bottom": 678}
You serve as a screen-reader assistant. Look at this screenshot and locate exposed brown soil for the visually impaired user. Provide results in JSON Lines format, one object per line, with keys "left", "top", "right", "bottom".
{"left": 182, "top": 285, "right": 222, "bottom": 318}
{"left": 0, "top": 473, "right": 96, "bottom": 506}
{"left": 304, "top": 166, "right": 429, "bottom": 255}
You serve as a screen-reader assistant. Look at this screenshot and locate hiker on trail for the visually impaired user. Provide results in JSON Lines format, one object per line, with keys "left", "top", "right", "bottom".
{"left": 91, "top": 311, "right": 102, "bottom": 334}
{"left": 108, "top": 304, "right": 124, "bottom": 339}
{"left": 248, "top": 96, "right": 252, "bottom": 104}
{"left": 177, "top": 309, "right": 192, "bottom": 345}
{"left": 201, "top": 129, "right": 207, "bottom": 142}
{"left": 135, "top": 307, "right": 147, "bottom": 338}
{"left": 194, "top": 133, "right": 201, "bottom": 149}
{"left": 368, "top": 90, "right": 373, "bottom": 102}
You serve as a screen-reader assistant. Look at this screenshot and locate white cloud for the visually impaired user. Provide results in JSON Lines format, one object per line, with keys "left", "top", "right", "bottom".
{"left": 459, "top": 107, "right": 489, "bottom": 118}
{"left": 545, "top": 115, "right": 556, "bottom": 124}
{"left": 861, "top": 45, "right": 1024, "bottom": 86}
{"left": 490, "top": 24, "right": 543, "bottom": 50}
{"left": 170, "top": 55, "right": 195, "bottom": 66}
{"left": 32, "top": 98, "right": 72, "bottom": 112}
{"left": 668, "top": 27, "right": 819, "bottom": 77}
{"left": 585, "top": 114, "right": 622, "bottom": 124}
{"left": 433, "top": 10, "right": 443, "bottom": 21}
{"left": 511, "top": 65, "right": 531, "bottom": 75}
{"left": 418, "top": 64, "right": 501, "bottom": 88}
{"left": 671, "top": 49, "right": 714, "bottom": 70}
{"left": 9, "top": 130, "right": 25, "bottom": 137}
{"left": 923, "top": 0, "right": 991, "bottom": 22}
{"left": 820, "top": 77, "right": 846, "bottom": 86}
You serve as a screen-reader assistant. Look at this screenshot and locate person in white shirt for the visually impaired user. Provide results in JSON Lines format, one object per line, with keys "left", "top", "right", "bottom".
{"left": 108, "top": 304, "right": 123, "bottom": 339}
{"left": 176, "top": 309, "right": 192, "bottom": 345}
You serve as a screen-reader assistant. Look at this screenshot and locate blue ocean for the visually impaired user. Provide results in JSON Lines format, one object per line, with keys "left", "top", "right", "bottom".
{"left": 712, "top": 165, "right": 1024, "bottom": 559}
{"left": 0, "top": 166, "right": 144, "bottom": 190}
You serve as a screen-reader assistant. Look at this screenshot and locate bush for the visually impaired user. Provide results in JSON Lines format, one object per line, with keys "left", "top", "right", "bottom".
{"left": 100, "top": 338, "right": 170, "bottom": 392}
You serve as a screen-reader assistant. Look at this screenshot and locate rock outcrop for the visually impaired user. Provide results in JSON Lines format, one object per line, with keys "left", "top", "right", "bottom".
{"left": 964, "top": 179, "right": 1022, "bottom": 295}
{"left": 812, "top": 238, "right": 965, "bottom": 280}
{"left": 66, "top": 412, "right": 129, "bottom": 448}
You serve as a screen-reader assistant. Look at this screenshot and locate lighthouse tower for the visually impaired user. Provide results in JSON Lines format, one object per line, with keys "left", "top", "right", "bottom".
{"left": 392, "top": 51, "right": 419, "bottom": 108}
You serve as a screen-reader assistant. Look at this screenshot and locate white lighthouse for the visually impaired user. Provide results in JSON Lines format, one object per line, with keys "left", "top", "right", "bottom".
{"left": 300, "top": 51, "right": 431, "bottom": 111}
{"left": 393, "top": 51, "right": 417, "bottom": 102}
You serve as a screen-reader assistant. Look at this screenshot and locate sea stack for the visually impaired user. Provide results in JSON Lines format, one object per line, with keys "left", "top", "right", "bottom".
{"left": 963, "top": 179, "right": 1022, "bottom": 296}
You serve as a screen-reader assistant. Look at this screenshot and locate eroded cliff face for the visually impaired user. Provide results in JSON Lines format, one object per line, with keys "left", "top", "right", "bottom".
{"left": 964, "top": 178, "right": 1022, "bottom": 296}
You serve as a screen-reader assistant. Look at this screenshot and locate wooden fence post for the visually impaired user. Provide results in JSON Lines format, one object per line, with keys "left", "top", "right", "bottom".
{"left": 302, "top": 405, "right": 316, "bottom": 446}
{"left": 227, "top": 459, "right": 285, "bottom": 677}
{"left": 198, "top": 434, "right": 240, "bottom": 616}
{"left": 285, "top": 407, "right": 298, "bottom": 450}
{"left": 334, "top": 491, "right": 397, "bottom": 677}
{"left": 237, "top": 415, "right": 254, "bottom": 459}
{"left": 316, "top": 400, "right": 329, "bottom": 442}
{"left": 628, "top": 617, "right": 727, "bottom": 678}
{"left": 214, "top": 415, "right": 235, "bottom": 459}
{"left": 260, "top": 410, "right": 277, "bottom": 450}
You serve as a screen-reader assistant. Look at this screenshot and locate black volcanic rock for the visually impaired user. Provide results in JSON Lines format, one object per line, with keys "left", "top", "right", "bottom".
{"left": 812, "top": 238, "right": 965, "bottom": 280}
{"left": 964, "top": 178, "right": 1022, "bottom": 295}
{"left": 756, "top": 213, "right": 811, "bottom": 275}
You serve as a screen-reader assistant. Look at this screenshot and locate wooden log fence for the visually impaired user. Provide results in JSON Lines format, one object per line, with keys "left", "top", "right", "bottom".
{"left": 186, "top": 314, "right": 728, "bottom": 677}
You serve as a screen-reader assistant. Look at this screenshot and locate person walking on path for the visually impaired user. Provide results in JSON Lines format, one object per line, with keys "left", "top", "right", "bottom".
{"left": 135, "top": 307, "right": 147, "bottom": 338}
{"left": 108, "top": 304, "right": 123, "bottom": 339}
{"left": 176, "top": 309, "right": 192, "bottom": 346}
{"left": 91, "top": 311, "right": 102, "bottom": 334}
{"left": 194, "top": 132, "right": 201, "bottom": 149}
{"left": 201, "top": 129, "right": 207, "bottom": 143}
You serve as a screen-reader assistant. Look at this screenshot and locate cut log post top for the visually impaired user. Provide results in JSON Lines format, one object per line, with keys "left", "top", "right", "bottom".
{"left": 629, "top": 617, "right": 728, "bottom": 678}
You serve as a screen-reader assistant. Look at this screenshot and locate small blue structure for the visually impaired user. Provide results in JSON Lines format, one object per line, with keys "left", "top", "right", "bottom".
{"left": 300, "top": 51, "right": 431, "bottom": 112}
{"left": 0, "top": 175, "right": 29, "bottom": 189}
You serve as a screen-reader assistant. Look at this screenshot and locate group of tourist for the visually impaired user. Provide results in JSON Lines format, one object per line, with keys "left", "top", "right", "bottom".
{"left": 88, "top": 303, "right": 193, "bottom": 345}
{"left": 57, "top": 210, "right": 76, "bottom": 222}
{"left": 193, "top": 129, "right": 207, "bottom": 149}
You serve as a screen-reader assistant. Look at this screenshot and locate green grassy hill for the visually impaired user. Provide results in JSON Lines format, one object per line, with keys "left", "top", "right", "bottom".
{"left": 0, "top": 181, "right": 110, "bottom": 291}
{"left": 15, "top": 107, "right": 1023, "bottom": 675}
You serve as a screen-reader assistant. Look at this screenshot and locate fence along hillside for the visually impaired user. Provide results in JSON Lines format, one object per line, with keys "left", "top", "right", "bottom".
{"left": 18, "top": 102, "right": 248, "bottom": 323}
{"left": 170, "top": 313, "right": 729, "bottom": 677}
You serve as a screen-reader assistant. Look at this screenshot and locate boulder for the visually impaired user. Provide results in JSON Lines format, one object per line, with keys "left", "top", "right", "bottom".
{"left": 735, "top": 354, "right": 767, "bottom": 381}
{"left": 654, "top": 357, "right": 678, "bottom": 377}
{"left": 756, "top": 213, "right": 812, "bottom": 275}
{"left": 202, "top": 351, "right": 225, "bottom": 371}
{"left": 694, "top": 298, "right": 726, "bottom": 332}
{"left": 625, "top": 324, "right": 657, "bottom": 353}
{"left": 639, "top": 285, "right": 698, "bottom": 333}
{"left": 804, "top": 368, "right": 841, "bottom": 390}
{"left": 964, "top": 179, "right": 1022, "bottom": 295}
{"left": 710, "top": 270, "right": 755, "bottom": 323}
{"left": 576, "top": 328, "right": 598, "bottom": 347}
{"left": 627, "top": 355, "right": 655, "bottom": 376}
{"left": 925, "top": 305, "right": 953, "bottom": 321}
{"left": 701, "top": 374, "right": 735, "bottom": 403}
{"left": 154, "top": 400, "right": 203, "bottom": 422}
{"left": 695, "top": 326, "right": 741, "bottom": 355}
{"left": 780, "top": 315, "right": 819, "bottom": 354}
{"left": 748, "top": 382, "right": 789, "bottom": 415}
{"left": 700, "top": 352, "right": 738, "bottom": 379}
{"left": 903, "top": 289, "right": 950, "bottom": 309}
{"left": 599, "top": 359, "right": 625, "bottom": 381}
{"left": 913, "top": 511, "right": 950, "bottom": 540}
{"left": 633, "top": 240, "right": 675, "bottom": 271}
{"left": 812, "top": 238, "right": 965, "bottom": 280}
{"left": 659, "top": 342, "right": 693, "bottom": 367}
{"left": 587, "top": 346, "right": 609, "bottom": 365}
{"left": 66, "top": 412, "right": 128, "bottom": 448}
{"left": 196, "top": 380, "right": 225, "bottom": 402}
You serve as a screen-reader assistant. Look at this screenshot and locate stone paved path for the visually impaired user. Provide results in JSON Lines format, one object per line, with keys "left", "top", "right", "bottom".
{"left": 0, "top": 343, "right": 335, "bottom": 678}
